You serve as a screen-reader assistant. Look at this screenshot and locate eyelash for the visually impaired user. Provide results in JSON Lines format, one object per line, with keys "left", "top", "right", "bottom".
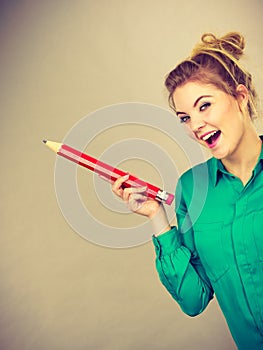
{"left": 179, "top": 115, "right": 190, "bottom": 123}
{"left": 200, "top": 102, "right": 211, "bottom": 111}
{"left": 179, "top": 102, "right": 211, "bottom": 123}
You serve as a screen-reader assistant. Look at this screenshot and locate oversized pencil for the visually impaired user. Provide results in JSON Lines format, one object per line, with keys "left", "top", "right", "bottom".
{"left": 43, "top": 140, "right": 174, "bottom": 205}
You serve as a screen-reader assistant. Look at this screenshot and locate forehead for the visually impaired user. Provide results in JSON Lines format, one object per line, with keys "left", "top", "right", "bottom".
{"left": 172, "top": 81, "right": 219, "bottom": 108}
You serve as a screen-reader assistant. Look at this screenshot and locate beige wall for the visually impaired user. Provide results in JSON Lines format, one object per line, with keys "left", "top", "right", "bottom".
{"left": 1, "top": 0, "right": 263, "bottom": 349}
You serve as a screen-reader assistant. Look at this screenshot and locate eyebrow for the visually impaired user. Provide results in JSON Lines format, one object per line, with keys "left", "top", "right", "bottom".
{"left": 176, "top": 95, "right": 212, "bottom": 115}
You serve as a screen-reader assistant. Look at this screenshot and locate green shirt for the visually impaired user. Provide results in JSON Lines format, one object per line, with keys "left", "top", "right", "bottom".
{"left": 153, "top": 138, "right": 263, "bottom": 349}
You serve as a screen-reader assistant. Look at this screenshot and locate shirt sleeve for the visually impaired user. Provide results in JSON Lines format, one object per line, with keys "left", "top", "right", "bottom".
{"left": 152, "top": 179, "right": 214, "bottom": 316}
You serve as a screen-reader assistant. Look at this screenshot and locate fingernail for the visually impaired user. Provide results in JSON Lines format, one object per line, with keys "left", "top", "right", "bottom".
{"left": 123, "top": 174, "right": 129, "bottom": 180}
{"left": 131, "top": 185, "right": 147, "bottom": 193}
{"left": 140, "top": 186, "right": 148, "bottom": 192}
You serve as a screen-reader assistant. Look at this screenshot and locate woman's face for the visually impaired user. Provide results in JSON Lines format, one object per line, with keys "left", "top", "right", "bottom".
{"left": 172, "top": 81, "right": 249, "bottom": 160}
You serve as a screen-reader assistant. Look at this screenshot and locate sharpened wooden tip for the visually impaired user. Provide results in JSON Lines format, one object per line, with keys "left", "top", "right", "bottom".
{"left": 43, "top": 140, "right": 62, "bottom": 153}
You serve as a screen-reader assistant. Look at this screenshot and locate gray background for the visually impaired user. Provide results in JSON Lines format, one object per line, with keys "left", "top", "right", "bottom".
{"left": 1, "top": 0, "right": 263, "bottom": 349}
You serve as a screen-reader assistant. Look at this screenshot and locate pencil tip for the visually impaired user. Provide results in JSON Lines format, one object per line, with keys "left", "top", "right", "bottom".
{"left": 43, "top": 139, "right": 47, "bottom": 144}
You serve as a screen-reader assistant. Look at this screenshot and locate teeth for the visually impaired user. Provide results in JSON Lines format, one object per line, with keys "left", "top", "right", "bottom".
{"left": 202, "top": 131, "right": 218, "bottom": 141}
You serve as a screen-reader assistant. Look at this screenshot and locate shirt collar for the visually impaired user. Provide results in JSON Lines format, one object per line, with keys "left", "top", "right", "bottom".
{"left": 210, "top": 135, "right": 263, "bottom": 187}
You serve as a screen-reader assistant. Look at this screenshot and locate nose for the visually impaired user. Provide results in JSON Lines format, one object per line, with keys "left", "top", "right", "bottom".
{"left": 190, "top": 114, "right": 206, "bottom": 134}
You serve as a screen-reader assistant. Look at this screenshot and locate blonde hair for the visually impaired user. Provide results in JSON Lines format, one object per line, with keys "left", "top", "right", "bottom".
{"left": 165, "top": 32, "right": 258, "bottom": 119}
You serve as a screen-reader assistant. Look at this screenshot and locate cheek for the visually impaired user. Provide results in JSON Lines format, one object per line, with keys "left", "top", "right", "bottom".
{"left": 184, "top": 125, "right": 199, "bottom": 141}
{"left": 220, "top": 100, "right": 239, "bottom": 122}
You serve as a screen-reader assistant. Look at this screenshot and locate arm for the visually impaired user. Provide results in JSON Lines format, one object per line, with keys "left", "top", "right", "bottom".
{"left": 111, "top": 174, "right": 214, "bottom": 315}
{"left": 153, "top": 226, "right": 214, "bottom": 316}
{"left": 153, "top": 180, "right": 214, "bottom": 316}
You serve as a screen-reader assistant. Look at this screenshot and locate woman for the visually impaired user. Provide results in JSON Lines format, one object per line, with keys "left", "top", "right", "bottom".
{"left": 112, "top": 32, "right": 263, "bottom": 349}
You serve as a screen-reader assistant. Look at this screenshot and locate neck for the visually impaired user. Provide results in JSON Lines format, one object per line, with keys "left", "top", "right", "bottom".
{"left": 222, "top": 132, "right": 261, "bottom": 185}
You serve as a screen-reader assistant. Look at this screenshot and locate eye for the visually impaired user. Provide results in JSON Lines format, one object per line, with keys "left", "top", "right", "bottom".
{"left": 200, "top": 102, "right": 211, "bottom": 112}
{"left": 179, "top": 115, "right": 190, "bottom": 123}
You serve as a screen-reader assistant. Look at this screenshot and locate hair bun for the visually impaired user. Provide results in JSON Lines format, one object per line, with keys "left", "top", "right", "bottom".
{"left": 200, "top": 32, "right": 245, "bottom": 60}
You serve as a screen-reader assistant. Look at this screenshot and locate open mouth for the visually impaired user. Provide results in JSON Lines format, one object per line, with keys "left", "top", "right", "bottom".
{"left": 201, "top": 130, "right": 221, "bottom": 147}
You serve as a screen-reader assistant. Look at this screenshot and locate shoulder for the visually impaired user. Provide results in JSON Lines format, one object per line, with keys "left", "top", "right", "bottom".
{"left": 175, "top": 158, "right": 215, "bottom": 203}
{"left": 179, "top": 158, "right": 214, "bottom": 186}
{"left": 175, "top": 158, "right": 215, "bottom": 219}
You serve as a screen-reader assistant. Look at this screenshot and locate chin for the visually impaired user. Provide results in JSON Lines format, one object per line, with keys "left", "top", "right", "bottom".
{"left": 209, "top": 147, "right": 228, "bottom": 160}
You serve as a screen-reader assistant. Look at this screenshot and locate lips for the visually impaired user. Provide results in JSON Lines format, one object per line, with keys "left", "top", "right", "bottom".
{"left": 200, "top": 130, "right": 221, "bottom": 148}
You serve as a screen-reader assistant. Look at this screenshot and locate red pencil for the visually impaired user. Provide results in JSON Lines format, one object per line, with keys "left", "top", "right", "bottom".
{"left": 43, "top": 140, "right": 174, "bottom": 205}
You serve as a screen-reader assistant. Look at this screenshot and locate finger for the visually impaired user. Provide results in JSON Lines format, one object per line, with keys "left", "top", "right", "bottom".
{"left": 112, "top": 174, "right": 129, "bottom": 197}
{"left": 128, "top": 198, "right": 141, "bottom": 212}
{"left": 122, "top": 186, "right": 147, "bottom": 203}
{"left": 130, "top": 193, "right": 147, "bottom": 202}
{"left": 130, "top": 186, "right": 147, "bottom": 194}
{"left": 122, "top": 187, "right": 134, "bottom": 202}
{"left": 128, "top": 193, "right": 147, "bottom": 212}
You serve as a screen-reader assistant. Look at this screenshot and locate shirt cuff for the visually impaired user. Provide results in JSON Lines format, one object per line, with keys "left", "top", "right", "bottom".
{"left": 152, "top": 226, "right": 182, "bottom": 257}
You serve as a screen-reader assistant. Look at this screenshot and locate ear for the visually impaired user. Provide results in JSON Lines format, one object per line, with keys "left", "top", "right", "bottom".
{"left": 236, "top": 84, "right": 249, "bottom": 111}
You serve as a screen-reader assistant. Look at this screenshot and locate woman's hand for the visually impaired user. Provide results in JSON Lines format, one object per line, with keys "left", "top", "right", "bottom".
{"left": 111, "top": 174, "right": 160, "bottom": 218}
{"left": 111, "top": 174, "right": 171, "bottom": 236}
